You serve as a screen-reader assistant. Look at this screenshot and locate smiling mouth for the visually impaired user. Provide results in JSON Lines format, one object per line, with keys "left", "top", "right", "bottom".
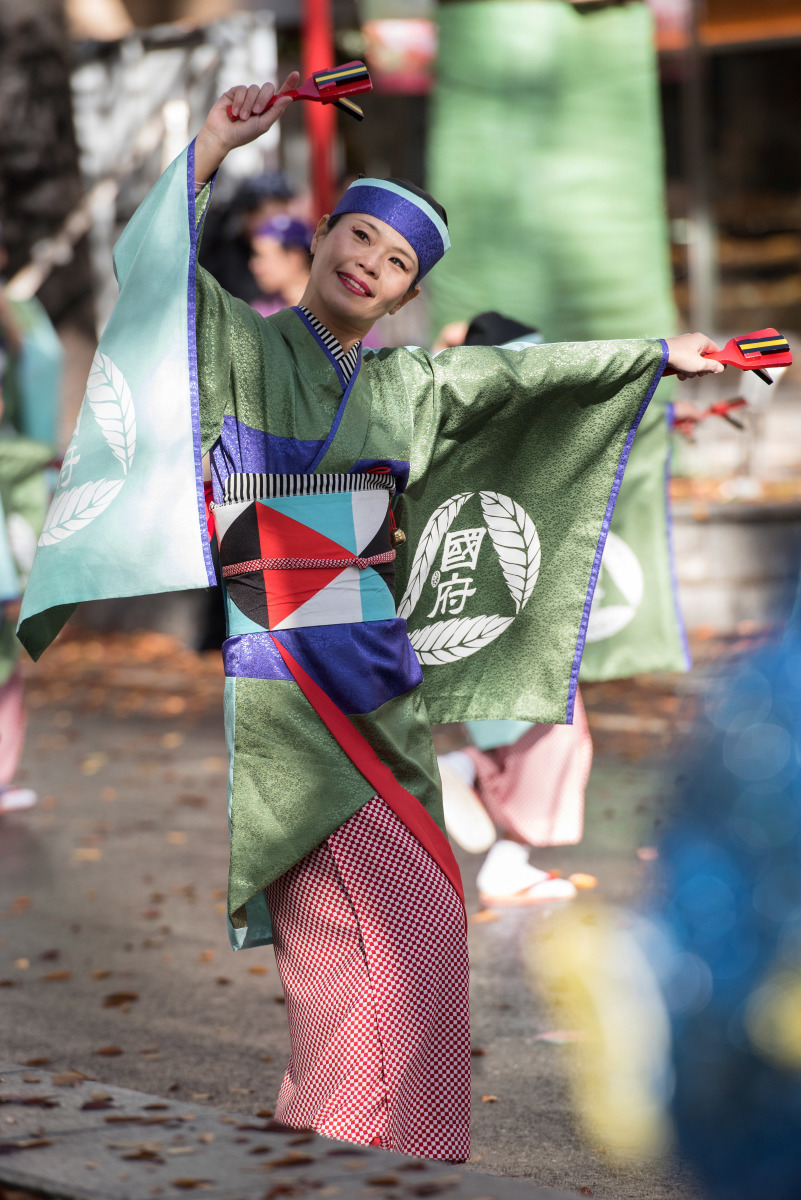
{"left": 337, "top": 272, "right": 372, "bottom": 297}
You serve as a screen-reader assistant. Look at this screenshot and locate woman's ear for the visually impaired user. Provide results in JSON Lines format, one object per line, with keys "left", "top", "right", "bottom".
{"left": 309, "top": 214, "right": 330, "bottom": 255}
{"left": 388, "top": 284, "right": 421, "bottom": 316}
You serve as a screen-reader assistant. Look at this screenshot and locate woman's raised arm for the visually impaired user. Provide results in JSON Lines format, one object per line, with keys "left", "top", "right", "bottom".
{"left": 194, "top": 72, "right": 300, "bottom": 187}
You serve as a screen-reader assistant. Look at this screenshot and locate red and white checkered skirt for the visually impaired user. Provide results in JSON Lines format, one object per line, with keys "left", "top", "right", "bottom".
{"left": 264, "top": 795, "right": 470, "bottom": 1160}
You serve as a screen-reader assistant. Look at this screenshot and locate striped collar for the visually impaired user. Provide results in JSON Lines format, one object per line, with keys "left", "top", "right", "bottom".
{"left": 297, "top": 305, "right": 361, "bottom": 385}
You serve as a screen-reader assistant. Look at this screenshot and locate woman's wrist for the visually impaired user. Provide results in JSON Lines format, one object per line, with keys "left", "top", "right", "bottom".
{"left": 194, "top": 124, "right": 228, "bottom": 188}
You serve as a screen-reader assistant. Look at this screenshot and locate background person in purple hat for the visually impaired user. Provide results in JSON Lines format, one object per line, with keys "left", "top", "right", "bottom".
{"left": 250, "top": 214, "right": 314, "bottom": 318}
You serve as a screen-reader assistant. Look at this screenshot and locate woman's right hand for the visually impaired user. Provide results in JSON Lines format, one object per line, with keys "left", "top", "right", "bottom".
{"left": 195, "top": 72, "right": 300, "bottom": 185}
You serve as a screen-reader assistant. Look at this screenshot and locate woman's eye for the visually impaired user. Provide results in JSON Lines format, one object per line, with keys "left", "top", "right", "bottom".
{"left": 391, "top": 258, "right": 407, "bottom": 271}
{"left": 354, "top": 228, "right": 369, "bottom": 241}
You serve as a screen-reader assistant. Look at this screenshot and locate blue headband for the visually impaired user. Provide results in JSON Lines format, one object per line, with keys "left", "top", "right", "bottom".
{"left": 331, "top": 178, "right": 450, "bottom": 280}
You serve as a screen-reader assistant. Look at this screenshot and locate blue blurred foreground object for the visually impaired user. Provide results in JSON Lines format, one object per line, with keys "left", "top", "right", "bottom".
{"left": 658, "top": 637, "right": 801, "bottom": 1199}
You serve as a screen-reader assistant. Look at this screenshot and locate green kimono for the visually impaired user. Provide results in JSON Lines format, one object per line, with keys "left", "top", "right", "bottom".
{"left": 19, "top": 143, "right": 666, "bottom": 947}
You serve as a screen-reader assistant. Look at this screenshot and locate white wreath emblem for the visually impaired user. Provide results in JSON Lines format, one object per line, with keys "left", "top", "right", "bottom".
{"left": 39, "top": 351, "right": 136, "bottom": 546}
{"left": 398, "top": 491, "right": 541, "bottom": 665}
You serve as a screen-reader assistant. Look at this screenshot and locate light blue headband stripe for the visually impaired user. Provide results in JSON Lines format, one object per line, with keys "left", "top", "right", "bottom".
{"left": 346, "top": 178, "right": 451, "bottom": 253}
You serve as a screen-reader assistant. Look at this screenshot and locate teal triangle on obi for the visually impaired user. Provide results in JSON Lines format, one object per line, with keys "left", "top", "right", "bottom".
{"left": 359, "top": 566, "right": 397, "bottom": 622}
{"left": 259, "top": 492, "right": 358, "bottom": 554}
{"left": 226, "top": 599, "right": 269, "bottom": 637}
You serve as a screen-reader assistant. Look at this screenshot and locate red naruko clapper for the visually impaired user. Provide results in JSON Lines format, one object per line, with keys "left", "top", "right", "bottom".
{"left": 226, "top": 61, "right": 372, "bottom": 124}
{"left": 665, "top": 328, "right": 793, "bottom": 385}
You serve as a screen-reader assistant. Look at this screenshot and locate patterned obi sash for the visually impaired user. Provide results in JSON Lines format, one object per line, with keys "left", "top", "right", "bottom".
{"left": 214, "top": 472, "right": 397, "bottom": 635}
{"left": 214, "top": 472, "right": 422, "bottom": 707}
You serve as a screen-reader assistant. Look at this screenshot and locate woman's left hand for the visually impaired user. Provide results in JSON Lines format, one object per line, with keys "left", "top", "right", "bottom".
{"left": 666, "top": 332, "right": 724, "bottom": 381}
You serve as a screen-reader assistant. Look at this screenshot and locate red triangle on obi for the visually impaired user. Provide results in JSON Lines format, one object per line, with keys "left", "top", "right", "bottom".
{"left": 255, "top": 503, "right": 355, "bottom": 627}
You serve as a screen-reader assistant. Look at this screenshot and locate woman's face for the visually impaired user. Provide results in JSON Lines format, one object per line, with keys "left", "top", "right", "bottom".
{"left": 308, "top": 212, "right": 420, "bottom": 328}
{"left": 250, "top": 235, "right": 302, "bottom": 296}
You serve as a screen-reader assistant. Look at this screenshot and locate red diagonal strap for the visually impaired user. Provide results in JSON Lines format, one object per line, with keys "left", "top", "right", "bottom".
{"left": 270, "top": 635, "right": 465, "bottom": 916}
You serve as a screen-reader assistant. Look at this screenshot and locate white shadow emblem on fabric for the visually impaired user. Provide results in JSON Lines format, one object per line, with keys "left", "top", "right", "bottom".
{"left": 585, "top": 531, "right": 644, "bottom": 643}
{"left": 39, "top": 351, "right": 136, "bottom": 546}
{"left": 398, "top": 491, "right": 540, "bottom": 665}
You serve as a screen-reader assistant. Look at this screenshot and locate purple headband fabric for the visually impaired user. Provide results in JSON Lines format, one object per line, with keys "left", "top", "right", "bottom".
{"left": 254, "top": 215, "right": 314, "bottom": 252}
{"left": 331, "top": 183, "right": 448, "bottom": 280}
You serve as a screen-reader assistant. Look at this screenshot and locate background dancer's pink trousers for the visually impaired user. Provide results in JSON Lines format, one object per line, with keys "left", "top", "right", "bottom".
{"left": 265, "top": 795, "right": 471, "bottom": 1160}
{"left": 0, "top": 669, "right": 25, "bottom": 786}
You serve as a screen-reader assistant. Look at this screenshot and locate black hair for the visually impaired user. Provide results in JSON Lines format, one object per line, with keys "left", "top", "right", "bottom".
{"left": 464, "top": 311, "right": 539, "bottom": 347}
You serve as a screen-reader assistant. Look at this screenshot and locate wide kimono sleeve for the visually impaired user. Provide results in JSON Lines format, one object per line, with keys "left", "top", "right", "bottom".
{"left": 18, "top": 141, "right": 218, "bottom": 660}
{"left": 391, "top": 337, "right": 667, "bottom": 724}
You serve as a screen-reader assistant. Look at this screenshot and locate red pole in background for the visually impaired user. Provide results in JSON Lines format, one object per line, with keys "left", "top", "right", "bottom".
{"left": 303, "top": 0, "right": 336, "bottom": 219}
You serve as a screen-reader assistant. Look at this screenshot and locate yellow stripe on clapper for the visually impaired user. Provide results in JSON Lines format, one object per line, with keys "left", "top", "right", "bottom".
{"left": 316, "top": 66, "right": 369, "bottom": 84}
{"left": 739, "top": 338, "right": 789, "bottom": 352}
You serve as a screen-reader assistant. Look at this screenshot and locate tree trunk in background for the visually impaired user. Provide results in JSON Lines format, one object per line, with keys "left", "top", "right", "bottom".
{"left": 0, "top": 0, "right": 94, "bottom": 336}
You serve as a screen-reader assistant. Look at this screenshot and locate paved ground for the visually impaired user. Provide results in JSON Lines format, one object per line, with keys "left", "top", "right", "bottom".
{"left": 0, "top": 628, "right": 743, "bottom": 1200}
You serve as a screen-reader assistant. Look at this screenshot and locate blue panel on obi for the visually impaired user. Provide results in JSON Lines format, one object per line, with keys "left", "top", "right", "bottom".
{"left": 210, "top": 416, "right": 323, "bottom": 502}
{"left": 272, "top": 618, "right": 423, "bottom": 714}
{"left": 222, "top": 632, "right": 292, "bottom": 680}
{"left": 359, "top": 566, "right": 396, "bottom": 623}
{"left": 260, "top": 492, "right": 358, "bottom": 554}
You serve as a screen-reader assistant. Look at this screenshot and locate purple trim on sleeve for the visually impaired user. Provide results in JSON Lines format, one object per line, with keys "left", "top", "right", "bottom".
{"left": 308, "top": 346, "right": 362, "bottom": 473}
{"left": 565, "top": 339, "right": 669, "bottom": 723}
{"left": 665, "top": 402, "right": 692, "bottom": 670}
{"left": 292, "top": 306, "right": 347, "bottom": 390}
{"left": 186, "top": 139, "right": 217, "bottom": 587}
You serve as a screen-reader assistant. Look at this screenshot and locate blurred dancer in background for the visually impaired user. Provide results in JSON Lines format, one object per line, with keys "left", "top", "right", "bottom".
{"left": 250, "top": 215, "right": 313, "bottom": 317}
{"left": 199, "top": 169, "right": 295, "bottom": 303}
{"left": 0, "top": 239, "right": 57, "bottom": 813}
{"left": 436, "top": 312, "right": 590, "bottom": 903}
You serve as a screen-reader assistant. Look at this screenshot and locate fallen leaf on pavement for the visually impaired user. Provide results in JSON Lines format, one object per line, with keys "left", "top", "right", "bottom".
{"left": 39, "top": 948, "right": 60, "bottom": 961}
{"left": 170, "top": 1180, "right": 214, "bottom": 1190}
{"left": 42, "top": 970, "right": 72, "bottom": 983}
{"left": 579, "top": 1189, "right": 593, "bottom": 1196}
{"left": 14, "top": 959, "right": 30, "bottom": 970}
{"left": 103, "top": 991, "right": 139, "bottom": 1008}
{"left": 0, "top": 1138, "right": 52, "bottom": 1154}
{"left": 166, "top": 831, "right": 187, "bottom": 845}
{"left": 256, "top": 1109, "right": 274, "bottom": 1119}
{"left": 167, "top": 1146, "right": 197, "bottom": 1155}
{"left": 24, "top": 1058, "right": 50, "bottom": 1067}
{"left": 82, "top": 1098, "right": 115, "bottom": 1110}
{"left": 0, "top": 1095, "right": 59, "bottom": 1108}
{"left": 215, "top": 977, "right": 231, "bottom": 986}
{"left": 73, "top": 847, "right": 102, "bottom": 862}
{"left": 264, "top": 1151, "right": 315, "bottom": 1168}
{"left": 481, "top": 1095, "right": 498, "bottom": 1103}
{"left": 52, "top": 1071, "right": 89, "bottom": 1087}
{"left": 22, "top": 1075, "right": 41, "bottom": 1083}
{"left": 192, "top": 1093, "right": 212, "bottom": 1101}
{"left": 198, "top": 1132, "right": 215, "bottom": 1144}
{"left": 12, "top": 896, "right": 30, "bottom": 913}
{"left": 91, "top": 969, "right": 111, "bottom": 980}
{"left": 141, "top": 909, "right": 161, "bottom": 920}
{"left": 94, "top": 1046, "right": 124, "bottom": 1057}
{"left": 248, "top": 965, "right": 268, "bottom": 976}
{"left": 470, "top": 1047, "right": 487, "bottom": 1057}
{"left": 199, "top": 950, "right": 215, "bottom": 963}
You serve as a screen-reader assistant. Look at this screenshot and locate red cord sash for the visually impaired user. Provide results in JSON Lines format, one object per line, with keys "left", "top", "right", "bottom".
{"left": 270, "top": 635, "right": 466, "bottom": 915}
